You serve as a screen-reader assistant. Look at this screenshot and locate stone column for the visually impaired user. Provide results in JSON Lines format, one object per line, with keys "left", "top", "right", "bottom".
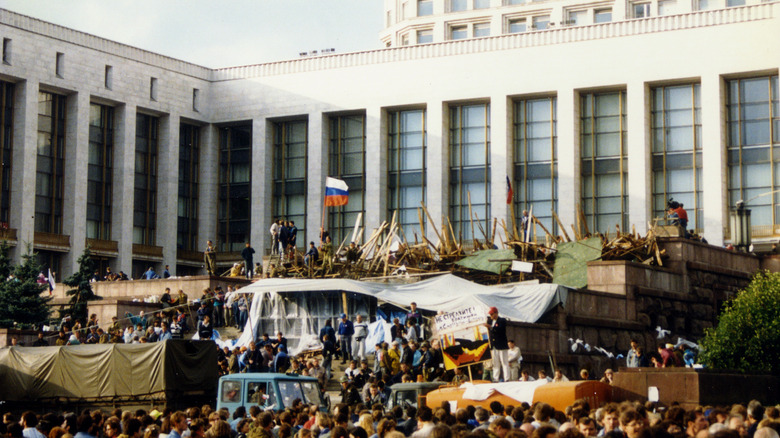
{"left": 157, "top": 114, "right": 179, "bottom": 275}
{"left": 198, "top": 124, "right": 219, "bottom": 253}
{"left": 490, "top": 95, "right": 511, "bottom": 242}
{"left": 112, "top": 105, "right": 136, "bottom": 275}
{"left": 61, "top": 91, "right": 90, "bottom": 277}
{"left": 364, "top": 106, "right": 385, "bottom": 236}
{"left": 557, "top": 88, "right": 579, "bottom": 236}
{"left": 700, "top": 74, "right": 725, "bottom": 246}
{"left": 626, "top": 81, "right": 650, "bottom": 234}
{"left": 307, "top": 112, "right": 326, "bottom": 244}
{"left": 9, "top": 80, "right": 38, "bottom": 262}
{"left": 251, "top": 117, "right": 269, "bottom": 252}
{"left": 426, "top": 100, "right": 446, "bottom": 245}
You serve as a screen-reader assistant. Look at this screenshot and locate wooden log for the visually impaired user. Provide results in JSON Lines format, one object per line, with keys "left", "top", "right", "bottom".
{"left": 552, "top": 211, "right": 571, "bottom": 242}
{"left": 420, "top": 202, "right": 445, "bottom": 250}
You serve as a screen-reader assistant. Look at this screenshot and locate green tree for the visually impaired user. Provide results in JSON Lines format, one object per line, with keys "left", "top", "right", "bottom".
{"left": 699, "top": 270, "right": 780, "bottom": 374}
{"left": 0, "top": 244, "right": 52, "bottom": 328}
{"left": 62, "top": 246, "right": 101, "bottom": 324}
{"left": 0, "top": 240, "right": 12, "bottom": 281}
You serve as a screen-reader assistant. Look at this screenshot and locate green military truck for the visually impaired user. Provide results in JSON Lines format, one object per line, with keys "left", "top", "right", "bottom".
{"left": 0, "top": 340, "right": 218, "bottom": 412}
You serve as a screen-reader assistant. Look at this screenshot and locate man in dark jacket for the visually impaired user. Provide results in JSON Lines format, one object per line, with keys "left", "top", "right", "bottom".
{"left": 241, "top": 243, "right": 255, "bottom": 279}
{"left": 337, "top": 313, "right": 354, "bottom": 364}
{"left": 339, "top": 376, "right": 362, "bottom": 405}
{"left": 486, "top": 307, "right": 510, "bottom": 382}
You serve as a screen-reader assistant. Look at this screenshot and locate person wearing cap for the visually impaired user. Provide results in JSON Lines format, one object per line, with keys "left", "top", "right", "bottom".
{"left": 337, "top": 313, "right": 355, "bottom": 364}
{"left": 353, "top": 314, "right": 369, "bottom": 361}
{"left": 339, "top": 375, "right": 361, "bottom": 405}
{"left": 485, "top": 307, "right": 510, "bottom": 382}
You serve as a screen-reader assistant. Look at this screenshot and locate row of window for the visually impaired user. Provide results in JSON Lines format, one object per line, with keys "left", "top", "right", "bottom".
{"left": 398, "top": 0, "right": 754, "bottom": 44}
{"left": 0, "top": 76, "right": 776, "bottom": 257}
{"left": 411, "top": 0, "right": 747, "bottom": 18}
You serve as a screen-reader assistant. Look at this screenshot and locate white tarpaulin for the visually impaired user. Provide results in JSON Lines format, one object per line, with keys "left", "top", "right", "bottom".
{"left": 235, "top": 274, "right": 568, "bottom": 350}
{"left": 460, "top": 380, "right": 550, "bottom": 404}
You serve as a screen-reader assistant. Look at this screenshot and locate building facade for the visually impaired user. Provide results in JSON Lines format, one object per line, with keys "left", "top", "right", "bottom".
{"left": 0, "top": 1, "right": 777, "bottom": 279}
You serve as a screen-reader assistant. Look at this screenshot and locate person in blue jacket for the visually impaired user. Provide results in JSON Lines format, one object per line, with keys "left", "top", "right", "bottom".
{"left": 337, "top": 313, "right": 354, "bottom": 364}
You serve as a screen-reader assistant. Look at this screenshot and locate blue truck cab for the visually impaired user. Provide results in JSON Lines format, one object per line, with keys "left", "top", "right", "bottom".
{"left": 217, "top": 373, "right": 330, "bottom": 413}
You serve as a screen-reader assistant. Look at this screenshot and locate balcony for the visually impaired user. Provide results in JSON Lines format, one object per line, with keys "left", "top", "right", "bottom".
{"left": 0, "top": 227, "right": 17, "bottom": 245}
{"left": 86, "top": 238, "right": 118, "bottom": 256}
{"left": 132, "top": 243, "right": 164, "bottom": 261}
{"left": 177, "top": 249, "right": 203, "bottom": 263}
{"left": 34, "top": 232, "right": 71, "bottom": 252}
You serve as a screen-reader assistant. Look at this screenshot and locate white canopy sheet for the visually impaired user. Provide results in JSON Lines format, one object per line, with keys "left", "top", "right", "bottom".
{"left": 235, "top": 274, "right": 568, "bottom": 349}
{"left": 460, "top": 380, "right": 550, "bottom": 404}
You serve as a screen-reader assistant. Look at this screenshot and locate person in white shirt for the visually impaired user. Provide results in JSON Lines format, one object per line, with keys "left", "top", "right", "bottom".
{"left": 507, "top": 340, "right": 522, "bottom": 381}
{"left": 353, "top": 314, "right": 369, "bottom": 361}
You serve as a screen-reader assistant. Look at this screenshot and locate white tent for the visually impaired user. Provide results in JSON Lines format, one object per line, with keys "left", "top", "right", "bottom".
{"left": 234, "top": 274, "right": 568, "bottom": 351}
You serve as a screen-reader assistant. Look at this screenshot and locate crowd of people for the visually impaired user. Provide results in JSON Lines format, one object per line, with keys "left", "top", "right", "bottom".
{"left": 4, "top": 391, "right": 779, "bottom": 438}
{"left": 17, "top": 285, "right": 254, "bottom": 346}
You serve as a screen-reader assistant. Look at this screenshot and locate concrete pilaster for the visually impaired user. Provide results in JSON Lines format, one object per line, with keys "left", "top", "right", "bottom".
{"left": 490, "top": 95, "right": 511, "bottom": 243}
{"left": 157, "top": 114, "right": 179, "bottom": 274}
{"left": 112, "top": 105, "right": 136, "bottom": 275}
{"left": 701, "top": 74, "right": 726, "bottom": 246}
{"left": 364, "top": 106, "right": 385, "bottom": 236}
{"left": 306, "top": 112, "right": 326, "bottom": 244}
{"left": 61, "top": 90, "right": 90, "bottom": 277}
{"left": 251, "top": 117, "right": 268, "bottom": 252}
{"left": 426, "top": 100, "right": 446, "bottom": 245}
{"left": 10, "top": 80, "right": 38, "bottom": 261}
{"left": 626, "top": 81, "right": 651, "bottom": 234}
{"left": 557, "top": 88, "right": 578, "bottom": 237}
{"left": 198, "top": 124, "right": 218, "bottom": 252}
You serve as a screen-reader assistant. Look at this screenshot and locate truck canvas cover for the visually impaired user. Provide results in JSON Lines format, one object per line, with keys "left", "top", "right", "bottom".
{"left": 0, "top": 340, "right": 216, "bottom": 402}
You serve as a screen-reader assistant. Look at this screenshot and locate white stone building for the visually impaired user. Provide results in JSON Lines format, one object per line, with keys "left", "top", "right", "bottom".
{"left": 0, "top": 0, "right": 777, "bottom": 279}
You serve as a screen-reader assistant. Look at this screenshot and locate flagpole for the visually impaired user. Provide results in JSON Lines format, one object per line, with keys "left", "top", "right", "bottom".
{"left": 321, "top": 194, "right": 327, "bottom": 245}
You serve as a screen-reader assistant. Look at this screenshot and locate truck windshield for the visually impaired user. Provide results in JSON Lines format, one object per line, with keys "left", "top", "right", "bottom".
{"left": 301, "top": 381, "right": 321, "bottom": 406}
{"left": 278, "top": 381, "right": 304, "bottom": 408}
{"left": 221, "top": 380, "right": 241, "bottom": 403}
{"left": 394, "top": 390, "right": 417, "bottom": 408}
{"left": 247, "top": 382, "right": 268, "bottom": 406}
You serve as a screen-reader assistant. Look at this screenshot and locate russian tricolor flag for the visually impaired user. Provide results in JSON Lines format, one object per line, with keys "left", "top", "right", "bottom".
{"left": 324, "top": 177, "right": 349, "bottom": 207}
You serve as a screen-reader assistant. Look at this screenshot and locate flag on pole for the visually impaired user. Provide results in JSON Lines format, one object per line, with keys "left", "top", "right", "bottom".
{"left": 506, "top": 175, "right": 514, "bottom": 204}
{"left": 324, "top": 177, "right": 349, "bottom": 207}
{"left": 47, "top": 268, "right": 56, "bottom": 294}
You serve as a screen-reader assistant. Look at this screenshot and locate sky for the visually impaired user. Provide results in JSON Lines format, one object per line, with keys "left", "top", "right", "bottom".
{"left": 0, "top": 0, "right": 386, "bottom": 68}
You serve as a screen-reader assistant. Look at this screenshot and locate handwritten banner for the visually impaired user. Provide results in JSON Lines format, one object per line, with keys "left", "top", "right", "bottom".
{"left": 434, "top": 306, "right": 483, "bottom": 333}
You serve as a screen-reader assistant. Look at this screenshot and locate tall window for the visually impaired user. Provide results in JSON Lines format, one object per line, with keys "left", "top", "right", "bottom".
{"left": 35, "top": 91, "right": 66, "bottom": 234}
{"left": 273, "top": 120, "right": 307, "bottom": 248}
{"left": 581, "top": 91, "right": 628, "bottom": 234}
{"left": 474, "top": 23, "right": 491, "bottom": 37}
{"left": 533, "top": 15, "right": 551, "bottom": 30}
{"left": 178, "top": 124, "right": 200, "bottom": 251}
{"left": 652, "top": 84, "right": 702, "bottom": 231}
{"left": 514, "top": 97, "right": 557, "bottom": 238}
{"left": 451, "top": 25, "right": 468, "bottom": 40}
{"left": 134, "top": 113, "right": 158, "bottom": 245}
{"left": 328, "top": 115, "right": 365, "bottom": 245}
{"left": 418, "top": 0, "right": 434, "bottom": 16}
{"left": 727, "top": 76, "right": 780, "bottom": 236}
{"left": 450, "top": 103, "right": 490, "bottom": 242}
{"left": 594, "top": 9, "right": 612, "bottom": 23}
{"left": 451, "top": 0, "right": 468, "bottom": 11}
{"left": 388, "top": 109, "right": 426, "bottom": 240}
{"left": 219, "top": 125, "right": 252, "bottom": 252}
{"left": 0, "top": 81, "right": 12, "bottom": 226}
{"left": 417, "top": 29, "right": 434, "bottom": 44}
{"left": 87, "top": 103, "right": 113, "bottom": 240}
{"left": 508, "top": 18, "right": 527, "bottom": 33}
